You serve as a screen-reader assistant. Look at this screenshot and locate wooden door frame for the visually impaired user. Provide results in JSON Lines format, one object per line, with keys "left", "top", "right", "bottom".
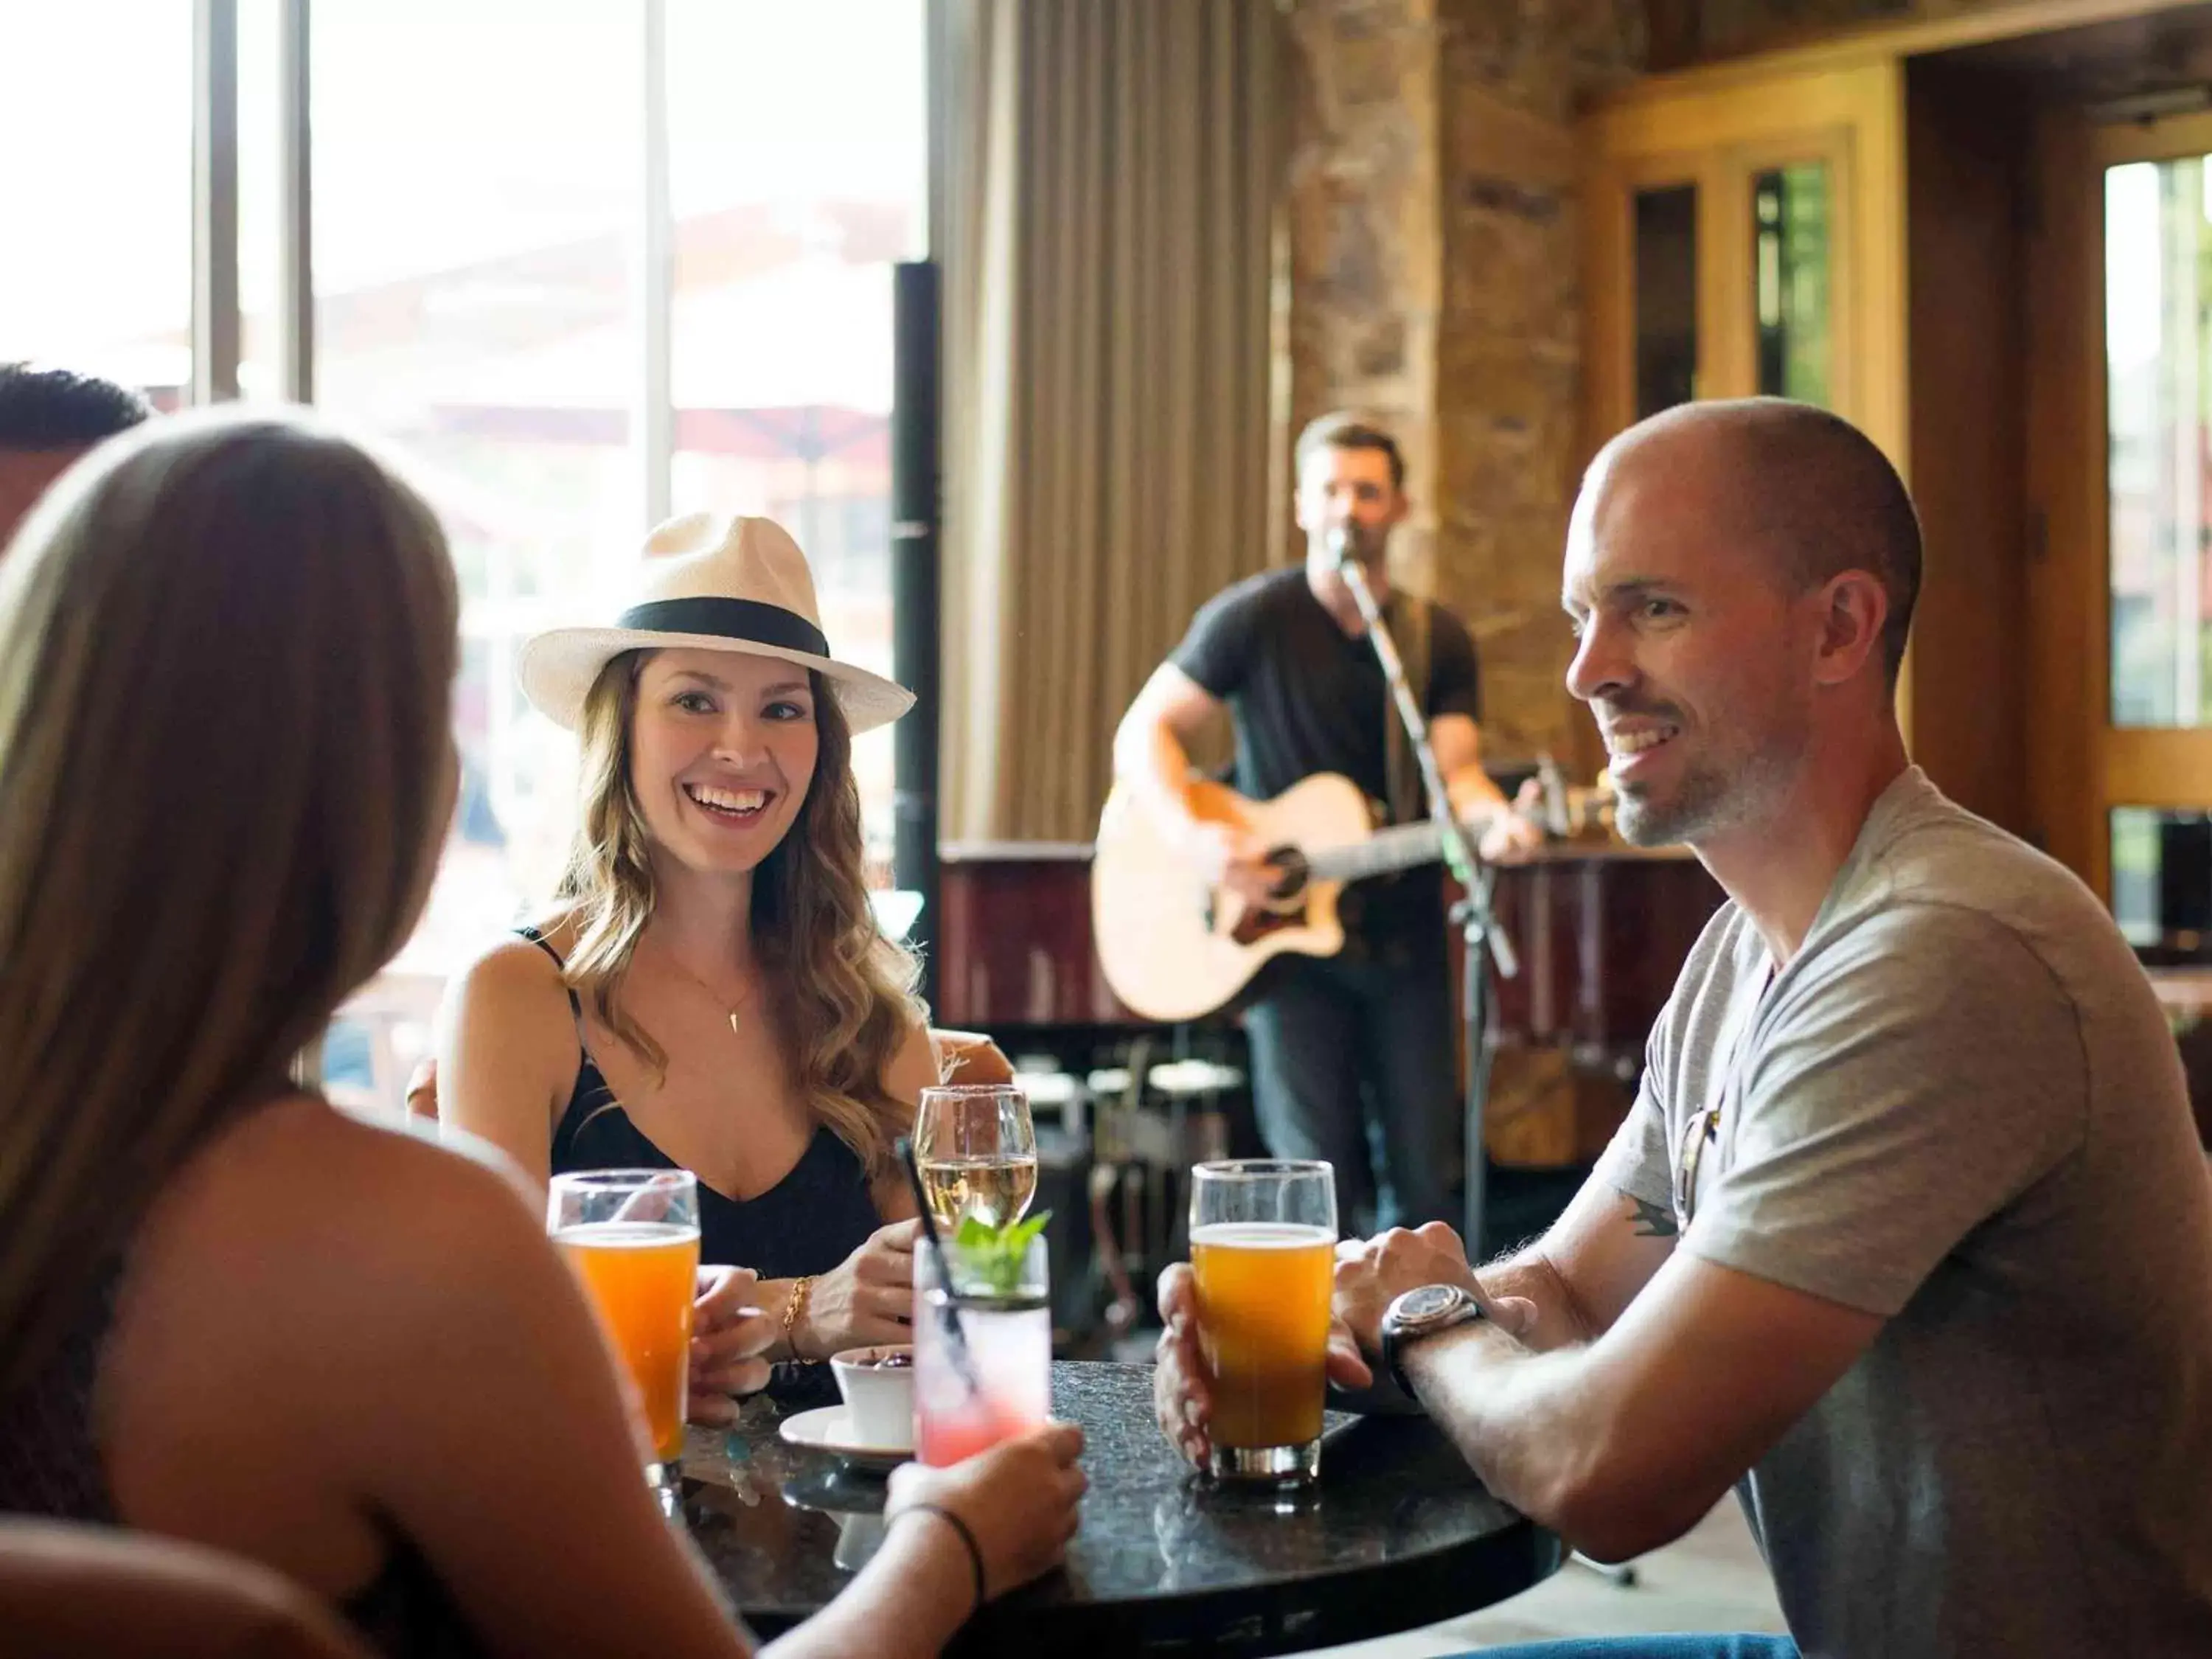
{"left": 1582, "top": 59, "right": 1905, "bottom": 447}
{"left": 2027, "top": 105, "right": 2212, "bottom": 900}
{"left": 1579, "top": 60, "right": 1908, "bottom": 763}
{"left": 1584, "top": 147, "right": 1717, "bottom": 452}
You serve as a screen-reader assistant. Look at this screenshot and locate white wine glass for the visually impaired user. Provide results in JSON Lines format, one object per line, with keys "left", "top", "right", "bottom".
{"left": 914, "top": 1084, "right": 1037, "bottom": 1231}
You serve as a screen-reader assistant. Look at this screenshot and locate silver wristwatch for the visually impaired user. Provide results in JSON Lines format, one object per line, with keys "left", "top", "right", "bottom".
{"left": 1380, "top": 1283, "right": 1486, "bottom": 1398}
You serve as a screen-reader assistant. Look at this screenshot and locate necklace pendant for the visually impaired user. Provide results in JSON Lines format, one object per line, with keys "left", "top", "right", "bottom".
{"left": 728, "top": 1010, "right": 742, "bottom": 1035}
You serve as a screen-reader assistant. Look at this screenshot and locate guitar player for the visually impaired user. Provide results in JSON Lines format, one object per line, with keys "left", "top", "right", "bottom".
{"left": 1110, "top": 411, "right": 1541, "bottom": 1234}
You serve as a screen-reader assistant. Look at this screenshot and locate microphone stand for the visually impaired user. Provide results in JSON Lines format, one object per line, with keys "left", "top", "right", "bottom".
{"left": 1334, "top": 543, "right": 1517, "bottom": 1259}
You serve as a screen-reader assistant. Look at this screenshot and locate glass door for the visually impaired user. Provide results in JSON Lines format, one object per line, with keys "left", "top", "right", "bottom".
{"left": 1750, "top": 159, "right": 1837, "bottom": 406}
{"left": 2031, "top": 107, "right": 2212, "bottom": 931}
{"left": 1582, "top": 57, "right": 1902, "bottom": 451}
{"left": 2089, "top": 111, "right": 2212, "bottom": 951}
{"left": 1580, "top": 58, "right": 1905, "bottom": 771}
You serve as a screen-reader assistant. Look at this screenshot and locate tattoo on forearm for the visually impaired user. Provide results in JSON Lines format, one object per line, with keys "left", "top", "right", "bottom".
{"left": 1625, "top": 1192, "right": 1678, "bottom": 1238}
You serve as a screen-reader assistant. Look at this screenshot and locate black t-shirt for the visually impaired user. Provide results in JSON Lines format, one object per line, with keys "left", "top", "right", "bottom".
{"left": 1169, "top": 566, "right": 1483, "bottom": 952}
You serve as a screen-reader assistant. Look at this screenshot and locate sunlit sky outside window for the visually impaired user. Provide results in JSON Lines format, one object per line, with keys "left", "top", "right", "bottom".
{"left": 2, "top": 0, "right": 924, "bottom": 380}
{"left": 2105, "top": 156, "right": 2211, "bottom": 733}
{"left": 0, "top": 3, "right": 194, "bottom": 385}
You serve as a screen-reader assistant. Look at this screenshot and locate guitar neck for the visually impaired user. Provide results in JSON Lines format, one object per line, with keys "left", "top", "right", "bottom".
{"left": 1308, "top": 818, "right": 1472, "bottom": 884}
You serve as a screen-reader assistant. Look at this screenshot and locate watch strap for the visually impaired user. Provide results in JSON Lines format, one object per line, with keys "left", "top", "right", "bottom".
{"left": 1382, "top": 1285, "right": 1484, "bottom": 1399}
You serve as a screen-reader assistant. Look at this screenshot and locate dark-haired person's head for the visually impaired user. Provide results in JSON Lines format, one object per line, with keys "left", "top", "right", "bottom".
{"left": 1294, "top": 410, "right": 1410, "bottom": 605}
{"left": 0, "top": 363, "right": 153, "bottom": 550}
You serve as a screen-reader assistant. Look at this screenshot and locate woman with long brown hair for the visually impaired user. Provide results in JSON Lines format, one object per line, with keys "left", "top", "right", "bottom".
{"left": 439, "top": 514, "right": 942, "bottom": 1410}
{"left": 0, "top": 414, "right": 1084, "bottom": 1658}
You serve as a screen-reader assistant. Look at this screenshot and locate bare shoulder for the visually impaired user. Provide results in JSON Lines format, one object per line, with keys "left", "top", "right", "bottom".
{"left": 192, "top": 1095, "right": 543, "bottom": 1255}
{"left": 439, "top": 926, "right": 582, "bottom": 1105}
{"left": 113, "top": 1099, "right": 552, "bottom": 1437}
{"left": 445, "top": 925, "right": 574, "bottom": 1026}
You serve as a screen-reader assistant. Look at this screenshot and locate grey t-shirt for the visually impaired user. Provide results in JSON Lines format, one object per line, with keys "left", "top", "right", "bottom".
{"left": 1595, "top": 768, "right": 2212, "bottom": 1658}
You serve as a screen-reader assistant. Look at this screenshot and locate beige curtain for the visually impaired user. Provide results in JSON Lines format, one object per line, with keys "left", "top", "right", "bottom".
{"left": 938, "top": 0, "right": 1286, "bottom": 844}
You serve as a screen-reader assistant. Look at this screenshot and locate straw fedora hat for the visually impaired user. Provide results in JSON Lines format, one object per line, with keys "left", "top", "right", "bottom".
{"left": 518, "top": 512, "right": 915, "bottom": 734}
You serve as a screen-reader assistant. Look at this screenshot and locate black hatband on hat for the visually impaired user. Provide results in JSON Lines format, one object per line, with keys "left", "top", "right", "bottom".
{"left": 616, "top": 597, "right": 830, "bottom": 660}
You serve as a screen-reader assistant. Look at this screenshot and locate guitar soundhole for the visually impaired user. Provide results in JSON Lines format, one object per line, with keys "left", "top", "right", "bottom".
{"left": 1231, "top": 899, "right": 1307, "bottom": 947}
{"left": 1226, "top": 848, "right": 1310, "bottom": 947}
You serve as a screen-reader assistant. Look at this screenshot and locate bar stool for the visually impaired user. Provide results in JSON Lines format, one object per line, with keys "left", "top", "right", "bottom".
{"left": 1012, "top": 1065, "right": 1089, "bottom": 1147}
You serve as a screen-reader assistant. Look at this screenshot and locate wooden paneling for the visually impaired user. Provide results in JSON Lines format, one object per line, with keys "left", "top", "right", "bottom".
{"left": 1902, "top": 64, "right": 2032, "bottom": 836}
{"left": 1584, "top": 58, "right": 1901, "bottom": 165}
{"left": 2096, "top": 106, "right": 2212, "bottom": 163}
{"left": 1484, "top": 851, "right": 1727, "bottom": 1062}
{"left": 1620, "top": 0, "right": 2209, "bottom": 92}
{"left": 2104, "top": 733, "right": 2212, "bottom": 812}
{"left": 937, "top": 848, "right": 1138, "bottom": 1028}
{"left": 1580, "top": 59, "right": 1907, "bottom": 462}
{"left": 2024, "top": 105, "right": 2106, "bottom": 886}
{"left": 1579, "top": 58, "right": 1913, "bottom": 739}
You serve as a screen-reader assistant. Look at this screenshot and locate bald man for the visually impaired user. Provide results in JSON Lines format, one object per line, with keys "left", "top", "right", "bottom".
{"left": 0, "top": 363, "right": 150, "bottom": 549}
{"left": 1155, "top": 399, "right": 2212, "bottom": 1657}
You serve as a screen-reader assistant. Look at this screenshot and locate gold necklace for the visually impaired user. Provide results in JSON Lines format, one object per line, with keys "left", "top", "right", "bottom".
{"left": 655, "top": 946, "right": 756, "bottom": 1035}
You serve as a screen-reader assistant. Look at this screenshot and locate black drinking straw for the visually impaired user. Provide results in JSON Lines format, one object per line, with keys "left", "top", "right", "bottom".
{"left": 898, "top": 1136, "right": 983, "bottom": 1396}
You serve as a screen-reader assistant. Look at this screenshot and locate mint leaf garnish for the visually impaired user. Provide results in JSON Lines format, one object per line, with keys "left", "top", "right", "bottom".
{"left": 948, "top": 1210, "right": 1052, "bottom": 1296}
{"left": 954, "top": 1213, "right": 997, "bottom": 1252}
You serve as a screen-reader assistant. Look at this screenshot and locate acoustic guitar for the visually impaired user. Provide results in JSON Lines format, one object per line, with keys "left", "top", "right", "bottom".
{"left": 1089, "top": 773, "right": 1553, "bottom": 1023}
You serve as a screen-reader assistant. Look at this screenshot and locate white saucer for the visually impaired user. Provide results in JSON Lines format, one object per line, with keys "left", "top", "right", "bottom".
{"left": 779, "top": 1405, "right": 912, "bottom": 1472}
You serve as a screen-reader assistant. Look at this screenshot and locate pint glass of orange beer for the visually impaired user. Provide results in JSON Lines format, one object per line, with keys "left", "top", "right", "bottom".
{"left": 1189, "top": 1159, "right": 1338, "bottom": 1485}
{"left": 549, "top": 1169, "right": 701, "bottom": 1471}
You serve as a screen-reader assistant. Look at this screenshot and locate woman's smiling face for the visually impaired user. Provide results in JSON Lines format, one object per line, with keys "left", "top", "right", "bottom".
{"left": 627, "top": 648, "right": 820, "bottom": 875}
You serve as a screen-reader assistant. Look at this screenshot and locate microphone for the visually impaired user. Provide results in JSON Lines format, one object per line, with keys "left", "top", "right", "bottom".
{"left": 1326, "top": 523, "right": 1360, "bottom": 571}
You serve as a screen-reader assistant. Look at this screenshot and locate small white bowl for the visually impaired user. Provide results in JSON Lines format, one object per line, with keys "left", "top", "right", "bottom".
{"left": 829, "top": 1344, "right": 915, "bottom": 1450}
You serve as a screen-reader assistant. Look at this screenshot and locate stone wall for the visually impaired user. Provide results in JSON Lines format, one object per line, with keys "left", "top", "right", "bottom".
{"left": 1283, "top": 0, "right": 1641, "bottom": 767}
{"left": 1434, "top": 1, "right": 1641, "bottom": 765}
{"left": 1281, "top": 0, "right": 1445, "bottom": 583}
{"left": 1279, "top": 1, "right": 2065, "bottom": 756}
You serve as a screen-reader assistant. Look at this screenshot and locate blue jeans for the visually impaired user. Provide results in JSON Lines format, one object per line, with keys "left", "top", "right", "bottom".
{"left": 1447, "top": 1640, "right": 1796, "bottom": 1658}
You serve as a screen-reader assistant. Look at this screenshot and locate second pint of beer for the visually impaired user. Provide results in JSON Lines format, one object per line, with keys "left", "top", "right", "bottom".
{"left": 1191, "top": 1222, "right": 1335, "bottom": 1450}
{"left": 1188, "top": 1158, "right": 1338, "bottom": 1484}
{"left": 547, "top": 1168, "right": 702, "bottom": 1474}
{"left": 556, "top": 1220, "right": 700, "bottom": 1464}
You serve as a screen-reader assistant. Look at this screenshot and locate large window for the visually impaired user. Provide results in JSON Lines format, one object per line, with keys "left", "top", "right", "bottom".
{"left": 664, "top": 0, "right": 926, "bottom": 868}
{"left": 0, "top": 1, "right": 193, "bottom": 405}
{"left": 305, "top": 1, "right": 651, "bottom": 972}
{"left": 299, "top": 1, "right": 925, "bottom": 978}
{"left": 7, "top": 2, "right": 926, "bottom": 1106}
{"left": 2106, "top": 154, "right": 2211, "bottom": 731}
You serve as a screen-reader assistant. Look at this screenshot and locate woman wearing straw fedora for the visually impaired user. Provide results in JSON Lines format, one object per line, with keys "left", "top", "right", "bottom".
{"left": 0, "top": 419, "right": 1082, "bottom": 1659}
{"left": 439, "top": 513, "right": 939, "bottom": 1417}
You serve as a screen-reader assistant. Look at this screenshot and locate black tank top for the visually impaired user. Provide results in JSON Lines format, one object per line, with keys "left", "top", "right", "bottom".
{"left": 0, "top": 1257, "right": 484, "bottom": 1658}
{"left": 527, "top": 928, "right": 883, "bottom": 1284}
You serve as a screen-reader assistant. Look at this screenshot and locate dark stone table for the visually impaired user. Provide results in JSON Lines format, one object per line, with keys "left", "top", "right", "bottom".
{"left": 678, "top": 1360, "right": 1560, "bottom": 1656}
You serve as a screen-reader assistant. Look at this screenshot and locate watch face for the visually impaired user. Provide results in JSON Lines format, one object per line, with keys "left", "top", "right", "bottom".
{"left": 1398, "top": 1283, "right": 1464, "bottom": 1324}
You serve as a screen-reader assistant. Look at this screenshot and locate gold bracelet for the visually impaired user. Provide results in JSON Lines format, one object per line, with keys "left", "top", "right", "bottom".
{"left": 781, "top": 1275, "right": 815, "bottom": 1360}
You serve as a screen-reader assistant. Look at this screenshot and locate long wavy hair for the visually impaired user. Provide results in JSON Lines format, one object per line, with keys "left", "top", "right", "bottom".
{"left": 0, "top": 411, "right": 457, "bottom": 1401}
{"left": 555, "top": 651, "right": 922, "bottom": 1178}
